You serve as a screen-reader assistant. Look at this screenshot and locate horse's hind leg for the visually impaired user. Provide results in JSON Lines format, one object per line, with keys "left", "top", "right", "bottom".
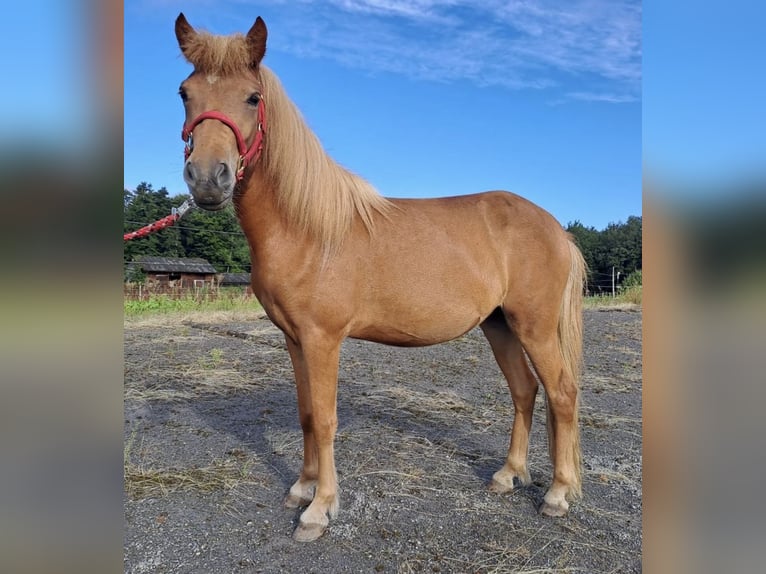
{"left": 480, "top": 311, "right": 538, "bottom": 493}
{"left": 515, "top": 325, "right": 581, "bottom": 517}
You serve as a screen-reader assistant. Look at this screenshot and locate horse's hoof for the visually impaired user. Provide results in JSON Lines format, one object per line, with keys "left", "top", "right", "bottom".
{"left": 488, "top": 478, "right": 513, "bottom": 494}
{"left": 293, "top": 521, "right": 326, "bottom": 542}
{"left": 540, "top": 501, "right": 568, "bottom": 517}
{"left": 284, "top": 493, "right": 312, "bottom": 509}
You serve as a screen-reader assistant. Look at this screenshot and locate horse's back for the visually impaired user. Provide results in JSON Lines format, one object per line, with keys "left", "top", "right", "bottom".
{"left": 386, "top": 190, "right": 567, "bottom": 240}
{"left": 378, "top": 190, "right": 571, "bottom": 279}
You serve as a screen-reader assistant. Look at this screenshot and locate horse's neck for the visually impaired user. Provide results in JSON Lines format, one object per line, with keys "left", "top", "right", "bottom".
{"left": 235, "top": 172, "right": 281, "bottom": 245}
{"left": 234, "top": 171, "right": 320, "bottom": 278}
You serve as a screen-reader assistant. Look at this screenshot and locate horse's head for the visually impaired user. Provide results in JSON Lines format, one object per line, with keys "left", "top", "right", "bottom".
{"left": 175, "top": 13, "right": 268, "bottom": 210}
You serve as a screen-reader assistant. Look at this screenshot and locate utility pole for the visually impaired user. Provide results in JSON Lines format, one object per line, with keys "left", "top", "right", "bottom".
{"left": 612, "top": 267, "right": 621, "bottom": 297}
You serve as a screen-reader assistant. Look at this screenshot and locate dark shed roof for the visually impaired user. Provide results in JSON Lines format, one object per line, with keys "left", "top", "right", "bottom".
{"left": 219, "top": 273, "right": 251, "bottom": 285}
{"left": 134, "top": 256, "right": 217, "bottom": 274}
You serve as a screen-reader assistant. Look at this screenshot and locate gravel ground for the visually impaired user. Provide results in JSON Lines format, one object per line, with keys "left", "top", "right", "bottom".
{"left": 124, "top": 308, "right": 642, "bottom": 573}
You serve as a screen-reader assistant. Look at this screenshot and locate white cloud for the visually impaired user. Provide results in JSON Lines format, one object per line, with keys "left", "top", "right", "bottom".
{"left": 326, "top": 0, "right": 460, "bottom": 20}
{"left": 567, "top": 91, "right": 639, "bottom": 104}
{"left": 257, "top": 0, "right": 641, "bottom": 102}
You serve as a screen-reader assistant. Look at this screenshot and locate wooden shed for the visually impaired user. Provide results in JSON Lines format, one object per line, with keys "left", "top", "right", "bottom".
{"left": 130, "top": 256, "right": 218, "bottom": 288}
{"left": 218, "top": 272, "right": 253, "bottom": 295}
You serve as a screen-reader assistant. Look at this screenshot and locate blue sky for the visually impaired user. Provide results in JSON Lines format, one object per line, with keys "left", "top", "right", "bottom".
{"left": 125, "top": 0, "right": 642, "bottom": 230}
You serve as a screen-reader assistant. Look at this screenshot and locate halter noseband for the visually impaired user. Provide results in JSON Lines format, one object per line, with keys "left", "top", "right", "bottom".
{"left": 181, "top": 96, "right": 266, "bottom": 182}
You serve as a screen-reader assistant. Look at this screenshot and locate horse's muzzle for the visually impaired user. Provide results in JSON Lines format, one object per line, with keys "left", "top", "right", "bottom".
{"left": 183, "top": 159, "right": 235, "bottom": 210}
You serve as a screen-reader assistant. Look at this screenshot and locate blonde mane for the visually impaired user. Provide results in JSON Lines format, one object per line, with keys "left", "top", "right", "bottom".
{"left": 258, "top": 67, "right": 392, "bottom": 251}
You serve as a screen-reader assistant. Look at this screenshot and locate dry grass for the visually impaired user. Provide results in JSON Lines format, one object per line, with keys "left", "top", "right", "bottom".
{"left": 124, "top": 317, "right": 287, "bottom": 498}
{"left": 585, "top": 467, "right": 638, "bottom": 486}
{"left": 125, "top": 307, "right": 267, "bottom": 328}
{"left": 125, "top": 456, "right": 264, "bottom": 498}
{"left": 584, "top": 287, "right": 642, "bottom": 310}
{"left": 357, "top": 384, "right": 515, "bottom": 425}
{"left": 436, "top": 530, "right": 590, "bottom": 574}
{"left": 124, "top": 429, "right": 265, "bottom": 498}
{"left": 124, "top": 368, "right": 263, "bottom": 402}
{"left": 583, "top": 300, "right": 640, "bottom": 311}
{"left": 361, "top": 387, "right": 471, "bottom": 417}
{"left": 124, "top": 320, "right": 290, "bottom": 404}
{"left": 584, "top": 374, "right": 637, "bottom": 394}
{"left": 580, "top": 412, "right": 641, "bottom": 429}
{"left": 124, "top": 352, "right": 275, "bottom": 402}
{"left": 264, "top": 429, "right": 304, "bottom": 457}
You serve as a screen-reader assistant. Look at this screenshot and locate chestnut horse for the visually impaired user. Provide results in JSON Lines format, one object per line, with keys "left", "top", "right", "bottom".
{"left": 174, "top": 13, "right": 586, "bottom": 541}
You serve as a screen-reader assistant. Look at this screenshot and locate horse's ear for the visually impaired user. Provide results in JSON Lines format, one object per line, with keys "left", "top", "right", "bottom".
{"left": 246, "top": 16, "right": 268, "bottom": 67}
{"left": 175, "top": 13, "right": 197, "bottom": 58}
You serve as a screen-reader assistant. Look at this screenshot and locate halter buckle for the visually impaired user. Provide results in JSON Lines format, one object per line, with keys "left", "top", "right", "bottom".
{"left": 235, "top": 155, "right": 246, "bottom": 180}
{"left": 183, "top": 132, "right": 194, "bottom": 159}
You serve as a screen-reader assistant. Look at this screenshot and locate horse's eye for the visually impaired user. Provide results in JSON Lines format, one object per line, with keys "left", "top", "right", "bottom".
{"left": 247, "top": 93, "right": 261, "bottom": 106}
{"left": 179, "top": 88, "right": 188, "bottom": 103}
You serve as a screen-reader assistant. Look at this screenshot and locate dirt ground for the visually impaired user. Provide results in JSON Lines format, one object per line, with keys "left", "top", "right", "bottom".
{"left": 124, "top": 308, "right": 642, "bottom": 573}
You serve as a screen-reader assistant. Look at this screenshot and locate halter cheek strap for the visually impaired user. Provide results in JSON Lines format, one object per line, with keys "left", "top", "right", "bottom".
{"left": 181, "top": 97, "right": 266, "bottom": 181}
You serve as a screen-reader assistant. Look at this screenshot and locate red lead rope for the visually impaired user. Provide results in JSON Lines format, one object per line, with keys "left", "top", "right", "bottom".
{"left": 123, "top": 213, "right": 181, "bottom": 241}
{"left": 124, "top": 199, "right": 194, "bottom": 241}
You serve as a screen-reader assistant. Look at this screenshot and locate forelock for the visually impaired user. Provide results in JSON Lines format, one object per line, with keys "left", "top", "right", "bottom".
{"left": 180, "top": 32, "right": 253, "bottom": 75}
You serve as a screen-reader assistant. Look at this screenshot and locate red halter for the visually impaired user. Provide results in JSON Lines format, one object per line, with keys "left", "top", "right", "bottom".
{"left": 181, "top": 96, "right": 266, "bottom": 182}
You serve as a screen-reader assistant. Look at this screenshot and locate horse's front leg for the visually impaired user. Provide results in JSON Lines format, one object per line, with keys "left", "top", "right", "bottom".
{"left": 284, "top": 334, "right": 342, "bottom": 542}
{"left": 284, "top": 337, "right": 318, "bottom": 509}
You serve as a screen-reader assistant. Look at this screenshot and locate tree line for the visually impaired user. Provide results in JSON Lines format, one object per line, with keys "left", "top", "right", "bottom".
{"left": 566, "top": 216, "right": 642, "bottom": 293}
{"left": 124, "top": 182, "right": 250, "bottom": 278}
{"left": 124, "top": 182, "right": 642, "bottom": 290}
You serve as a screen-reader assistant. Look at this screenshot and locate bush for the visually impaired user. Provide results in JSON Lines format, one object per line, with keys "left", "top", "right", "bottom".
{"left": 621, "top": 284, "right": 642, "bottom": 305}
{"left": 622, "top": 269, "right": 642, "bottom": 288}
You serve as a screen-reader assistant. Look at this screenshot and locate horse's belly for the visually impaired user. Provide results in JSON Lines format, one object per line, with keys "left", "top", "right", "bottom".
{"left": 349, "top": 302, "right": 491, "bottom": 347}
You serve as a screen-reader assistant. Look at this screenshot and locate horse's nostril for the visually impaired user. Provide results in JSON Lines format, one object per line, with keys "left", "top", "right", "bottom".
{"left": 183, "top": 161, "right": 197, "bottom": 184}
{"left": 214, "top": 162, "right": 232, "bottom": 186}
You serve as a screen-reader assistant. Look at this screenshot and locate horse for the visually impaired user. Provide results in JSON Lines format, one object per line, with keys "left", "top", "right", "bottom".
{"left": 174, "top": 13, "right": 586, "bottom": 542}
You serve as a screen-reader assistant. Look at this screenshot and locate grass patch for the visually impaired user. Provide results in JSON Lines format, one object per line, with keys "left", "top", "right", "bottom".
{"left": 584, "top": 286, "right": 641, "bottom": 310}
{"left": 198, "top": 347, "right": 225, "bottom": 369}
{"left": 123, "top": 367, "right": 262, "bottom": 402}
{"left": 124, "top": 433, "right": 264, "bottom": 498}
{"left": 125, "top": 457, "right": 262, "bottom": 498}
{"left": 124, "top": 290, "right": 262, "bottom": 318}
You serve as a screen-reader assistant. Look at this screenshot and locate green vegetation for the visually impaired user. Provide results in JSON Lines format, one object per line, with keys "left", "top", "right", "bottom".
{"left": 621, "top": 269, "right": 642, "bottom": 288}
{"left": 567, "top": 216, "right": 642, "bottom": 295}
{"left": 198, "top": 348, "right": 225, "bottom": 369}
{"left": 124, "top": 182, "right": 250, "bottom": 276}
{"left": 584, "top": 285, "right": 642, "bottom": 309}
{"left": 124, "top": 290, "right": 262, "bottom": 317}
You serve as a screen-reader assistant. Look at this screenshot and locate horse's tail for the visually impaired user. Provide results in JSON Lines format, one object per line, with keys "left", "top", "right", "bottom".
{"left": 546, "top": 236, "right": 586, "bottom": 500}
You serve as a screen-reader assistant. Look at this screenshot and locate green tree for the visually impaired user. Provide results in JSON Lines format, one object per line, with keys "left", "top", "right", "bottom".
{"left": 123, "top": 182, "right": 184, "bottom": 270}
{"left": 123, "top": 182, "right": 251, "bottom": 276}
{"left": 175, "top": 197, "right": 250, "bottom": 272}
{"left": 567, "top": 216, "right": 642, "bottom": 293}
{"left": 566, "top": 220, "right": 600, "bottom": 286}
